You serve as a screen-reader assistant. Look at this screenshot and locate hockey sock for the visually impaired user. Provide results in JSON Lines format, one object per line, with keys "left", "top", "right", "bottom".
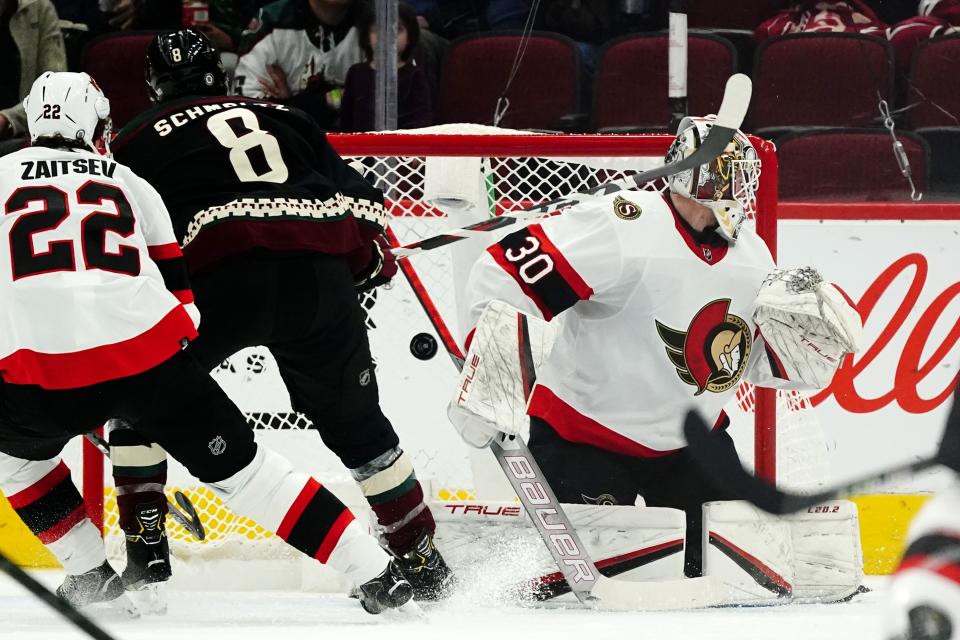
{"left": 109, "top": 423, "right": 169, "bottom": 538}
{"left": 0, "top": 455, "right": 105, "bottom": 574}
{"left": 207, "top": 445, "right": 389, "bottom": 586}
{"left": 351, "top": 447, "right": 436, "bottom": 555}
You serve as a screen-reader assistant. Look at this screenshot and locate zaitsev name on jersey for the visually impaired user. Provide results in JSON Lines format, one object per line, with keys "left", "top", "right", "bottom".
{"left": 464, "top": 189, "right": 806, "bottom": 457}
{"left": 0, "top": 146, "right": 197, "bottom": 390}
{"left": 113, "top": 96, "right": 387, "bottom": 274}
{"left": 19, "top": 157, "right": 116, "bottom": 180}
{"left": 151, "top": 100, "right": 291, "bottom": 137}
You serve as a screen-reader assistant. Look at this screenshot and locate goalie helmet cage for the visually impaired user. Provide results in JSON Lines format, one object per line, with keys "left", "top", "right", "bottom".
{"left": 80, "top": 130, "right": 808, "bottom": 560}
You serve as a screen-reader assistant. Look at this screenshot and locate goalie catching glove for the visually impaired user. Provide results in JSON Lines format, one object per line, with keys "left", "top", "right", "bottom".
{"left": 448, "top": 301, "right": 557, "bottom": 448}
{"left": 752, "top": 267, "right": 862, "bottom": 388}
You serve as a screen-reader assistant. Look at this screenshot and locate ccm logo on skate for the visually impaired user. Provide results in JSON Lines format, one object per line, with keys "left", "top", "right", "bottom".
{"left": 503, "top": 454, "right": 597, "bottom": 585}
{"left": 443, "top": 504, "right": 522, "bottom": 517}
{"left": 456, "top": 354, "right": 482, "bottom": 406}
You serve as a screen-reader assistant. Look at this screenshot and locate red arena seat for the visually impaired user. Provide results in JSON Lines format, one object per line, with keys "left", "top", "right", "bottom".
{"left": 593, "top": 33, "right": 736, "bottom": 132}
{"left": 437, "top": 32, "right": 581, "bottom": 130}
{"left": 81, "top": 32, "right": 159, "bottom": 130}
{"left": 777, "top": 129, "right": 929, "bottom": 201}
{"left": 905, "top": 35, "right": 960, "bottom": 130}
{"left": 752, "top": 33, "right": 894, "bottom": 131}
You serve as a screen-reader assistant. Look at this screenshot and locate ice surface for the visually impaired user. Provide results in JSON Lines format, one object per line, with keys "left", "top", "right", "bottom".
{"left": 1, "top": 570, "right": 887, "bottom": 640}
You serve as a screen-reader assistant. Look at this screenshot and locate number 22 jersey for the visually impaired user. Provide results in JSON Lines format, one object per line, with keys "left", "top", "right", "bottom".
{"left": 0, "top": 146, "right": 198, "bottom": 389}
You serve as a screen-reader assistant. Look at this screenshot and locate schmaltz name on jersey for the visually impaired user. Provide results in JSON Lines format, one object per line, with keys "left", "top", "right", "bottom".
{"left": 655, "top": 299, "right": 752, "bottom": 396}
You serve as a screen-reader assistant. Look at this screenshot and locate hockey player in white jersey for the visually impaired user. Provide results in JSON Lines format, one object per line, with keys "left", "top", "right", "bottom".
{"left": 450, "top": 116, "right": 864, "bottom": 593}
{"left": 0, "top": 72, "right": 412, "bottom": 615}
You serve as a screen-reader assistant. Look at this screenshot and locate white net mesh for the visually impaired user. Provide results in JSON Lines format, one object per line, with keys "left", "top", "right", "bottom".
{"left": 93, "top": 129, "right": 807, "bottom": 565}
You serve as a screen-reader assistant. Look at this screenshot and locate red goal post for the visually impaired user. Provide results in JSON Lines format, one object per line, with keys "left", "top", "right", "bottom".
{"left": 81, "top": 131, "right": 783, "bottom": 547}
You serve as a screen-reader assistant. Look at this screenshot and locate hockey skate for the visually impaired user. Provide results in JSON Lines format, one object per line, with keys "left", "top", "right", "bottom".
{"left": 121, "top": 502, "right": 171, "bottom": 615}
{"left": 357, "top": 559, "right": 414, "bottom": 614}
{"left": 57, "top": 561, "right": 139, "bottom": 617}
{"left": 397, "top": 532, "right": 455, "bottom": 601}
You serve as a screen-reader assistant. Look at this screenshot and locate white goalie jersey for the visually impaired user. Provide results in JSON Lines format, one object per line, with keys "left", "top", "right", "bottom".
{"left": 464, "top": 189, "right": 804, "bottom": 456}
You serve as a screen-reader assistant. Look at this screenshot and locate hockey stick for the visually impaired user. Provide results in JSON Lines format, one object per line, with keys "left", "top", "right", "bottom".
{"left": 0, "top": 550, "right": 117, "bottom": 640}
{"left": 84, "top": 432, "right": 206, "bottom": 541}
{"left": 392, "top": 73, "right": 752, "bottom": 260}
{"left": 681, "top": 409, "right": 944, "bottom": 515}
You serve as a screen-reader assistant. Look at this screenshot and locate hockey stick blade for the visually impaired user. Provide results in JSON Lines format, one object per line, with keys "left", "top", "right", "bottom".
{"left": 392, "top": 74, "right": 752, "bottom": 260}
{"left": 0, "top": 551, "right": 118, "bottom": 640}
{"left": 682, "top": 409, "right": 942, "bottom": 515}
{"left": 83, "top": 432, "right": 206, "bottom": 540}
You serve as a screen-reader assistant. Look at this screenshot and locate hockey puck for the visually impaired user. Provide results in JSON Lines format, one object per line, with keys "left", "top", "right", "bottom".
{"left": 410, "top": 333, "right": 438, "bottom": 360}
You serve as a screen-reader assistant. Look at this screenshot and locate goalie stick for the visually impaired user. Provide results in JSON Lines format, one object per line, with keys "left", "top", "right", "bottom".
{"left": 392, "top": 73, "right": 752, "bottom": 260}
{"left": 84, "top": 431, "right": 206, "bottom": 541}
{"left": 0, "top": 550, "right": 117, "bottom": 640}
{"left": 681, "top": 409, "right": 946, "bottom": 516}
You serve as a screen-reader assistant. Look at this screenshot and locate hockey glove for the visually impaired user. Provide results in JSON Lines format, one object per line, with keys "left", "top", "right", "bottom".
{"left": 355, "top": 235, "right": 398, "bottom": 293}
{"left": 752, "top": 267, "right": 862, "bottom": 388}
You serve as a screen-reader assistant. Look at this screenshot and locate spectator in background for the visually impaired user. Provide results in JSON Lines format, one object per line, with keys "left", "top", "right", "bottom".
{"left": 755, "top": 0, "right": 887, "bottom": 42}
{"left": 191, "top": 0, "right": 259, "bottom": 53}
{"left": 888, "top": 0, "right": 960, "bottom": 85}
{"left": 235, "top": 0, "right": 365, "bottom": 130}
{"left": 0, "top": 0, "right": 66, "bottom": 152}
{"left": 341, "top": 2, "right": 433, "bottom": 131}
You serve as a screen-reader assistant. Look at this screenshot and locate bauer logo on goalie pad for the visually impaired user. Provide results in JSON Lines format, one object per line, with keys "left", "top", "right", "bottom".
{"left": 655, "top": 299, "right": 751, "bottom": 396}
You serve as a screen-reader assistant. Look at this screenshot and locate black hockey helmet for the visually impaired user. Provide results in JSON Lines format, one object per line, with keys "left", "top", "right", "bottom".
{"left": 145, "top": 29, "right": 227, "bottom": 103}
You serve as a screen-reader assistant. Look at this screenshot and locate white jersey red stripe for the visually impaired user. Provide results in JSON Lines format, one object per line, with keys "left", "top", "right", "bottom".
{"left": 0, "top": 146, "right": 199, "bottom": 389}
{"left": 465, "top": 189, "right": 797, "bottom": 456}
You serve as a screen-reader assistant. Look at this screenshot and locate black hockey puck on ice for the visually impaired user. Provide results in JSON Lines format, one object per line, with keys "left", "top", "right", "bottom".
{"left": 410, "top": 333, "right": 438, "bottom": 360}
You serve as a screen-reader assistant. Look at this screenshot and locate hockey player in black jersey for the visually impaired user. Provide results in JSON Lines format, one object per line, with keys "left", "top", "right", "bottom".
{"left": 109, "top": 29, "right": 453, "bottom": 603}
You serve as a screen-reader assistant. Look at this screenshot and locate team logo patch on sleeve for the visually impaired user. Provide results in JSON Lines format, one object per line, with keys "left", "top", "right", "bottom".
{"left": 613, "top": 195, "right": 642, "bottom": 220}
{"left": 655, "top": 299, "right": 752, "bottom": 395}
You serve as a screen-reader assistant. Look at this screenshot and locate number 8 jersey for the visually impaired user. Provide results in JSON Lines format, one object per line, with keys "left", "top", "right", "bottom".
{"left": 112, "top": 96, "right": 387, "bottom": 274}
{"left": 0, "top": 146, "right": 199, "bottom": 389}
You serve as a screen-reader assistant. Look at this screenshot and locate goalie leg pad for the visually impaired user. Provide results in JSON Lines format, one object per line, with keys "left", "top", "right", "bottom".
{"left": 0, "top": 452, "right": 105, "bottom": 574}
{"left": 431, "top": 501, "right": 687, "bottom": 597}
{"left": 208, "top": 445, "right": 389, "bottom": 586}
{"left": 703, "top": 500, "right": 862, "bottom": 605}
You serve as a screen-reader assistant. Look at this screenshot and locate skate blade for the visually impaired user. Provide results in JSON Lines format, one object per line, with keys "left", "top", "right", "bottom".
{"left": 85, "top": 592, "right": 141, "bottom": 620}
{"left": 382, "top": 599, "right": 425, "bottom": 620}
{"left": 126, "top": 582, "right": 167, "bottom": 616}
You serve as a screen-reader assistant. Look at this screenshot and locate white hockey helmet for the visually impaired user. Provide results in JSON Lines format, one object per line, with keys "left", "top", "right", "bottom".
{"left": 665, "top": 115, "right": 760, "bottom": 242}
{"left": 885, "top": 487, "right": 960, "bottom": 640}
{"left": 23, "top": 72, "right": 112, "bottom": 154}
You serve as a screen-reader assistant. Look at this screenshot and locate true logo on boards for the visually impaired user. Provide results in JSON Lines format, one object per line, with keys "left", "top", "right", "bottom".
{"left": 502, "top": 454, "right": 597, "bottom": 585}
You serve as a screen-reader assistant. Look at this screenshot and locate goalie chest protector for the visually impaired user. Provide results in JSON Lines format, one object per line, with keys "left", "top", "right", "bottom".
{"left": 468, "top": 189, "right": 776, "bottom": 456}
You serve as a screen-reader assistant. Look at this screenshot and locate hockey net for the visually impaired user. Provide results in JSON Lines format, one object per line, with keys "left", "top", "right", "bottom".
{"left": 80, "top": 127, "right": 827, "bottom": 567}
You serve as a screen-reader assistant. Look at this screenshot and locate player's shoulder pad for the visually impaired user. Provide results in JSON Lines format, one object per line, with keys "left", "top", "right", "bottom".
{"left": 584, "top": 188, "right": 668, "bottom": 225}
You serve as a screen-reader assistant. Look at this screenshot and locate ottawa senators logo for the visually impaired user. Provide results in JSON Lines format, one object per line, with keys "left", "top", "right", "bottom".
{"left": 655, "top": 299, "right": 751, "bottom": 395}
{"left": 613, "top": 195, "right": 642, "bottom": 220}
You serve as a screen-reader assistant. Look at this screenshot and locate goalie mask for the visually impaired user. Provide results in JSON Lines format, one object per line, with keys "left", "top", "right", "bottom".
{"left": 665, "top": 115, "right": 760, "bottom": 242}
{"left": 23, "top": 72, "right": 112, "bottom": 155}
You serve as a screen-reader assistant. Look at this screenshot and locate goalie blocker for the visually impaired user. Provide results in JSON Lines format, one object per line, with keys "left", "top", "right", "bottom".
{"left": 449, "top": 300, "right": 862, "bottom": 605}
